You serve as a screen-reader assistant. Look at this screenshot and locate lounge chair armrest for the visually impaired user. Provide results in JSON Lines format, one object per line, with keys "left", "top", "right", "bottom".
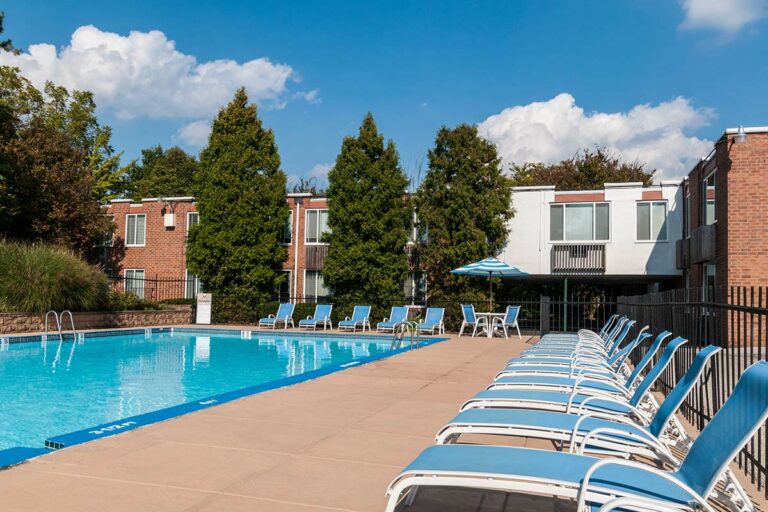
{"left": 305, "top": 315, "right": 313, "bottom": 320}
{"left": 268, "top": 314, "right": 275, "bottom": 318}
{"left": 573, "top": 426, "right": 677, "bottom": 464}
{"left": 576, "top": 458, "right": 708, "bottom": 512}
{"left": 572, "top": 376, "right": 631, "bottom": 398}
{"left": 597, "top": 496, "right": 689, "bottom": 512}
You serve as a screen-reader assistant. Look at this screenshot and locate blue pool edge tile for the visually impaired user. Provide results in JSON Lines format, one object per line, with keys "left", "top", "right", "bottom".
{"left": 0, "top": 447, "right": 50, "bottom": 469}
{"left": 30, "top": 334, "right": 448, "bottom": 459}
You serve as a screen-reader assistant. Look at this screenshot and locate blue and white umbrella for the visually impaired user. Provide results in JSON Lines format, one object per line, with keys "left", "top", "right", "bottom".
{"left": 450, "top": 257, "right": 528, "bottom": 309}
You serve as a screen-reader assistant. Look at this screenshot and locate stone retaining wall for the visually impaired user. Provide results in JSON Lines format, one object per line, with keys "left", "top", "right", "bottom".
{"left": 0, "top": 306, "right": 193, "bottom": 335}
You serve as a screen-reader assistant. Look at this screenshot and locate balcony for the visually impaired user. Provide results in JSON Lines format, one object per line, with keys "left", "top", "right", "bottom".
{"left": 689, "top": 224, "right": 716, "bottom": 264}
{"left": 305, "top": 245, "right": 329, "bottom": 270}
{"left": 551, "top": 243, "right": 606, "bottom": 274}
{"left": 676, "top": 238, "right": 690, "bottom": 269}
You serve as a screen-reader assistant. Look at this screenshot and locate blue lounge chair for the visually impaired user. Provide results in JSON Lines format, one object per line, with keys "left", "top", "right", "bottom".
{"left": 376, "top": 306, "right": 408, "bottom": 332}
{"left": 458, "top": 304, "right": 486, "bottom": 337}
{"left": 497, "top": 329, "right": 657, "bottom": 381}
{"left": 488, "top": 337, "right": 688, "bottom": 401}
{"left": 524, "top": 318, "right": 633, "bottom": 358}
{"left": 258, "top": 302, "right": 295, "bottom": 329}
{"left": 462, "top": 337, "right": 688, "bottom": 421}
{"left": 298, "top": 304, "right": 333, "bottom": 331}
{"left": 418, "top": 307, "right": 444, "bottom": 335}
{"left": 338, "top": 305, "right": 371, "bottom": 332}
{"left": 436, "top": 346, "right": 722, "bottom": 466}
{"left": 385, "top": 360, "right": 768, "bottom": 512}
{"left": 501, "top": 305, "right": 522, "bottom": 339}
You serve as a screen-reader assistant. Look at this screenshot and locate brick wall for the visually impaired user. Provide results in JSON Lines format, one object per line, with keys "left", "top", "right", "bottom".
{"left": 0, "top": 306, "right": 193, "bottom": 335}
{"left": 105, "top": 198, "right": 198, "bottom": 282}
{"left": 104, "top": 195, "right": 330, "bottom": 301}
{"left": 723, "top": 133, "right": 768, "bottom": 288}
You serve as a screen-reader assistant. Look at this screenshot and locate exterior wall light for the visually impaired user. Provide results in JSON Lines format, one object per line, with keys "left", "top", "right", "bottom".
{"left": 734, "top": 125, "right": 747, "bottom": 144}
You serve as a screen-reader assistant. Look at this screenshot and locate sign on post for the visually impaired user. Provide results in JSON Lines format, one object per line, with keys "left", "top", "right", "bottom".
{"left": 196, "top": 293, "right": 212, "bottom": 324}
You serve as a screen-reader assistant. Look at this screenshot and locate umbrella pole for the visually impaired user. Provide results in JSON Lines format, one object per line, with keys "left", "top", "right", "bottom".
{"left": 489, "top": 272, "right": 493, "bottom": 310}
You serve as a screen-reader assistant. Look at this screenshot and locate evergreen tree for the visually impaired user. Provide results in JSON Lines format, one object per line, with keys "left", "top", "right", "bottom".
{"left": 323, "top": 113, "right": 410, "bottom": 302}
{"left": 417, "top": 123, "right": 513, "bottom": 302}
{"left": 125, "top": 145, "right": 198, "bottom": 199}
{"left": 509, "top": 147, "right": 655, "bottom": 190}
{"left": 186, "top": 88, "right": 288, "bottom": 303}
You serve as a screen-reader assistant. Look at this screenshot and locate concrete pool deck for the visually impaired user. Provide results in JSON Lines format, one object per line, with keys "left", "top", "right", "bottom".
{"left": 0, "top": 331, "right": 764, "bottom": 511}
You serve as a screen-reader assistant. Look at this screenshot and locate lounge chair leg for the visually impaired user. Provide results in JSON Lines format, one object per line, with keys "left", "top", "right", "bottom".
{"left": 459, "top": 322, "right": 465, "bottom": 337}
{"left": 516, "top": 324, "right": 521, "bottom": 339}
{"left": 404, "top": 485, "right": 419, "bottom": 506}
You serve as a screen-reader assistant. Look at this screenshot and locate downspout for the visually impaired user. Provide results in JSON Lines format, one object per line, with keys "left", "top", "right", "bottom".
{"left": 293, "top": 199, "right": 301, "bottom": 304}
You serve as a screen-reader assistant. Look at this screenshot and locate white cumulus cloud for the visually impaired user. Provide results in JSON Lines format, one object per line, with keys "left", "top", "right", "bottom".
{"left": 308, "top": 163, "right": 332, "bottom": 182}
{"left": 477, "top": 93, "right": 715, "bottom": 180}
{"left": 680, "top": 0, "right": 765, "bottom": 34}
{"left": 173, "top": 120, "right": 211, "bottom": 148}
{"left": 0, "top": 25, "right": 317, "bottom": 119}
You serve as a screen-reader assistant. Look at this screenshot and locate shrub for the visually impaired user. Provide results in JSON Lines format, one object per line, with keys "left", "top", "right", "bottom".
{"left": 0, "top": 241, "right": 110, "bottom": 313}
{"left": 107, "top": 291, "right": 161, "bottom": 311}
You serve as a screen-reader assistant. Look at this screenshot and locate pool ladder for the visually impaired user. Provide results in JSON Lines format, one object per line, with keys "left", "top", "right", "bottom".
{"left": 391, "top": 321, "right": 421, "bottom": 351}
{"left": 43, "top": 310, "right": 78, "bottom": 342}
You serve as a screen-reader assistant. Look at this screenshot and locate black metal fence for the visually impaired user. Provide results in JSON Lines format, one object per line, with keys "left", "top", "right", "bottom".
{"left": 618, "top": 286, "right": 767, "bottom": 497}
{"left": 109, "top": 275, "right": 198, "bottom": 301}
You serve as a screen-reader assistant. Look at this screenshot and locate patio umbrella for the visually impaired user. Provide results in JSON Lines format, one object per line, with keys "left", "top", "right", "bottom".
{"left": 450, "top": 257, "right": 529, "bottom": 309}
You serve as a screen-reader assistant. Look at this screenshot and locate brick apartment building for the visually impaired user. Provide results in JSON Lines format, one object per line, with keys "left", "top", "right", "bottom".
{"left": 103, "top": 125, "right": 768, "bottom": 304}
{"left": 677, "top": 127, "right": 768, "bottom": 297}
{"left": 103, "top": 193, "right": 333, "bottom": 301}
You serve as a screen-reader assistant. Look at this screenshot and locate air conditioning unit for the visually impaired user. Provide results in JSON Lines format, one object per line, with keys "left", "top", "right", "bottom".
{"left": 164, "top": 213, "right": 176, "bottom": 228}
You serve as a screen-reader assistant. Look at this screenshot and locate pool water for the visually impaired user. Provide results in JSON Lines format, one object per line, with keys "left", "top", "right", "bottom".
{"left": 0, "top": 330, "right": 392, "bottom": 450}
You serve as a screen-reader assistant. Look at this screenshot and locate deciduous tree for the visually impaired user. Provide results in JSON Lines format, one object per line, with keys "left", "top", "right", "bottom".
{"left": 509, "top": 148, "right": 654, "bottom": 190}
{"left": 125, "top": 145, "right": 198, "bottom": 199}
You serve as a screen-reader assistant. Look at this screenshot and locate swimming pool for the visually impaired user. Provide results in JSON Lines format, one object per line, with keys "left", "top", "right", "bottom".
{"left": 0, "top": 328, "right": 439, "bottom": 460}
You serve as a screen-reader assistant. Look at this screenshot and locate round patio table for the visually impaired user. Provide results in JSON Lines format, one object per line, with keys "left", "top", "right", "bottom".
{"left": 475, "top": 312, "right": 506, "bottom": 338}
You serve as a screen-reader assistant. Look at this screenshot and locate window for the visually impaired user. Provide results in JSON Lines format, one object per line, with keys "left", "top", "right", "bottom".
{"left": 404, "top": 271, "right": 426, "bottom": 301}
{"left": 124, "top": 269, "right": 145, "bottom": 298}
{"left": 703, "top": 171, "right": 716, "bottom": 225}
{"left": 636, "top": 201, "right": 668, "bottom": 241}
{"left": 304, "top": 270, "right": 330, "bottom": 301}
{"left": 185, "top": 270, "right": 203, "bottom": 299}
{"left": 125, "top": 214, "right": 146, "bottom": 246}
{"left": 280, "top": 211, "right": 293, "bottom": 244}
{"left": 684, "top": 184, "right": 691, "bottom": 239}
{"left": 702, "top": 264, "right": 716, "bottom": 302}
{"left": 99, "top": 214, "right": 115, "bottom": 247}
{"left": 550, "top": 203, "right": 609, "bottom": 241}
{"left": 187, "top": 212, "right": 199, "bottom": 233}
{"left": 277, "top": 270, "right": 291, "bottom": 301}
{"left": 305, "top": 209, "right": 329, "bottom": 244}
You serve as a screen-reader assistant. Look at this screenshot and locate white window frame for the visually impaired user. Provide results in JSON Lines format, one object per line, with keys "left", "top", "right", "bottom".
{"left": 549, "top": 202, "right": 610, "bottom": 243}
{"left": 186, "top": 212, "right": 199, "bottom": 234}
{"left": 101, "top": 214, "right": 115, "bottom": 247}
{"left": 125, "top": 213, "right": 146, "bottom": 247}
{"left": 304, "top": 208, "right": 329, "bottom": 245}
{"left": 280, "top": 210, "right": 293, "bottom": 245}
{"left": 303, "top": 269, "right": 329, "bottom": 299}
{"left": 278, "top": 269, "right": 291, "bottom": 300}
{"left": 635, "top": 200, "right": 668, "bottom": 243}
{"left": 703, "top": 170, "right": 716, "bottom": 226}
{"left": 184, "top": 269, "right": 202, "bottom": 299}
{"left": 124, "top": 268, "right": 145, "bottom": 299}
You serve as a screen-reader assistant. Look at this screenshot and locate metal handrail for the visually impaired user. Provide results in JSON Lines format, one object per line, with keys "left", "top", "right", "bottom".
{"left": 60, "top": 310, "right": 76, "bottom": 341}
{"left": 44, "top": 310, "right": 62, "bottom": 342}
{"left": 391, "top": 321, "right": 421, "bottom": 351}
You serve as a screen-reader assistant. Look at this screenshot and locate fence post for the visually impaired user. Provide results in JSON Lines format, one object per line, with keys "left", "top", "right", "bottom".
{"left": 539, "top": 295, "right": 550, "bottom": 335}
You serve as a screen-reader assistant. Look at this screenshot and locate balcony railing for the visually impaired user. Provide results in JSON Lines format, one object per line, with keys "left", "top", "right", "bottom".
{"left": 305, "top": 244, "right": 329, "bottom": 270}
{"left": 551, "top": 243, "right": 606, "bottom": 274}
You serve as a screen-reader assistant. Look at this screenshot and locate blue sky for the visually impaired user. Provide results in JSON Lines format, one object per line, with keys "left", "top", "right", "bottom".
{"left": 3, "top": 0, "right": 767, "bottom": 185}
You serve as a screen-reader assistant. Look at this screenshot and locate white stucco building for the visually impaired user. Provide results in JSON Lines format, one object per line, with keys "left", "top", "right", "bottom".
{"left": 500, "top": 181, "right": 683, "bottom": 290}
